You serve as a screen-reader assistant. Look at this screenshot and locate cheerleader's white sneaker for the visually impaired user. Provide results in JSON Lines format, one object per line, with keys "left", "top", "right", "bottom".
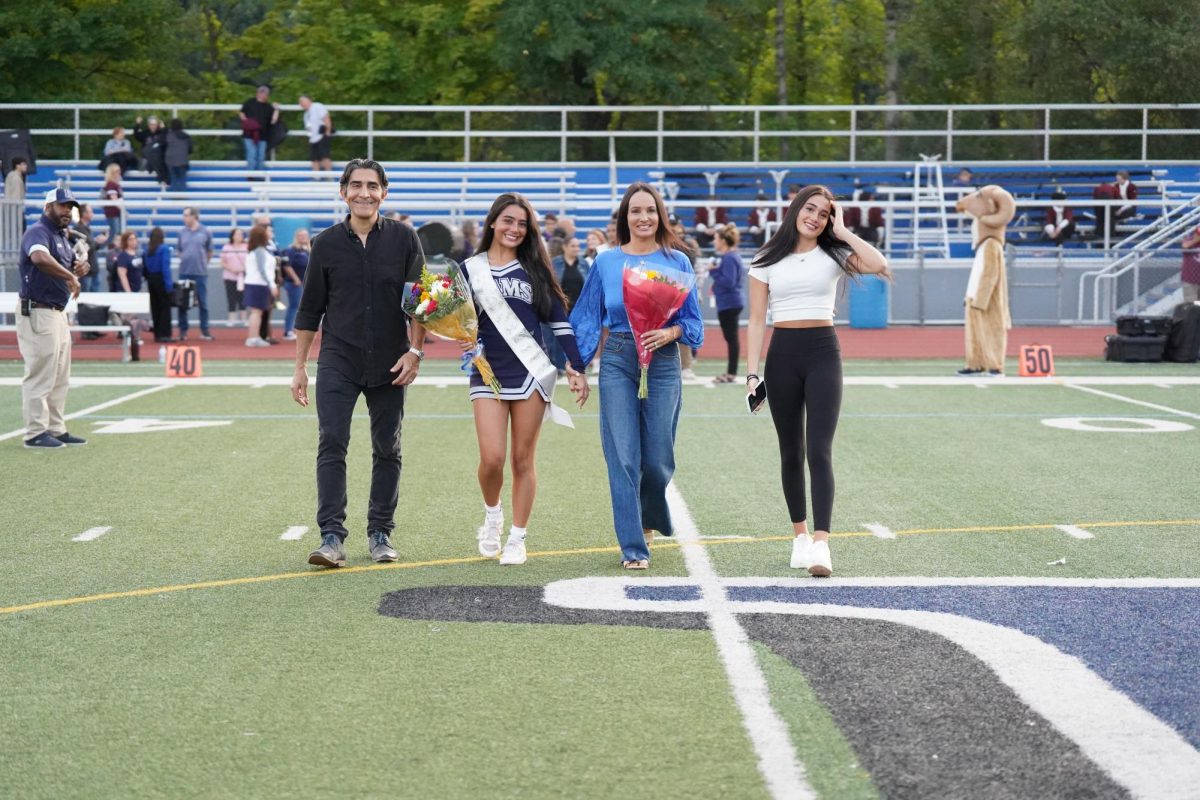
{"left": 808, "top": 540, "right": 833, "bottom": 577}
{"left": 790, "top": 534, "right": 812, "bottom": 569}
{"left": 477, "top": 517, "right": 502, "bottom": 558}
{"left": 498, "top": 534, "right": 527, "bottom": 566}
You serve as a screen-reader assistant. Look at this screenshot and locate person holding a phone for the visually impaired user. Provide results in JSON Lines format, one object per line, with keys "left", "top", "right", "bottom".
{"left": 745, "top": 185, "right": 890, "bottom": 576}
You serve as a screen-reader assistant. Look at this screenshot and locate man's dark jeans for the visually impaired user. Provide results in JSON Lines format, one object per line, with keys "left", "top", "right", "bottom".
{"left": 315, "top": 366, "right": 406, "bottom": 540}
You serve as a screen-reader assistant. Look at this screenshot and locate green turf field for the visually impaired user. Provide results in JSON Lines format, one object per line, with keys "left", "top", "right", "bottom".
{"left": 1, "top": 359, "right": 1197, "bottom": 799}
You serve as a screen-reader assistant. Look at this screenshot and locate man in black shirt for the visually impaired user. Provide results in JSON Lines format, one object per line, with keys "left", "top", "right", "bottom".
{"left": 291, "top": 159, "right": 427, "bottom": 567}
{"left": 238, "top": 85, "right": 279, "bottom": 174}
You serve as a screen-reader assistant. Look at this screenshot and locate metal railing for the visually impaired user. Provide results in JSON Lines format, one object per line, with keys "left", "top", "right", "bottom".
{"left": 1079, "top": 200, "right": 1200, "bottom": 321}
{"left": 2, "top": 101, "right": 1199, "bottom": 165}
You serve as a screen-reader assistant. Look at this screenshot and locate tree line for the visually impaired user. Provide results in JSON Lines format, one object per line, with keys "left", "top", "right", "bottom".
{"left": 1, "top": 0, "right": 1196, "bottom": 162}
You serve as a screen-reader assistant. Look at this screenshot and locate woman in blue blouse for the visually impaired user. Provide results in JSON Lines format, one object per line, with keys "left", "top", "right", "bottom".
{"left": 570, "top": 182, "right": 704, "bottom": 569}
{"left": 142, "top": 227, "right": 174, "bottom": 342}
{"left": 708, "top": 223, "right": 746, "bottom": 383}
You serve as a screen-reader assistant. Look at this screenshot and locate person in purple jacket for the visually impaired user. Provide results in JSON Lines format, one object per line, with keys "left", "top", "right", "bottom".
{"left": 461, "top": 193, "right": 590, "bottom": 567}
{"left": 708, "top": 223, "right": 745, "bottom": 383}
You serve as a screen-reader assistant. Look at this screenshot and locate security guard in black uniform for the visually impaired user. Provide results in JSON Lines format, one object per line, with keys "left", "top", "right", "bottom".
{"left": 17, "top": 188, "right": 91, "bottom": 449}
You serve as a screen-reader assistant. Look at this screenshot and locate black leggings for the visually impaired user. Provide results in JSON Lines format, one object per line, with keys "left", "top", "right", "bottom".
{"left": 718, "top": 307, "right": 742, "bottom": 375}
{"left": 764, "top": 326, "right": 842, "bottom": 531}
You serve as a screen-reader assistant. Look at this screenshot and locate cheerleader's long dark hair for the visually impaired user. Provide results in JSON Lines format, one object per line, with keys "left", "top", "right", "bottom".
{"left": 476, "top": 192, "right": 568, "bottom": 319}
{"left": 752, "top": 185, "right": 861, "bottom": 277}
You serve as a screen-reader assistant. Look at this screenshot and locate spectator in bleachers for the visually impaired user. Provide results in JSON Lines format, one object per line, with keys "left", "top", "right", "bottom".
{"left": 546, "top": 234, "right": 591, "bottom": 374}
{"left": 220, "top": 228, "right": 248, "bottom": 325}
{"left": 282, "top": 228, "right": 310, "bottom": 341}
{"left": 73, "top": 203, "right": 105, "bottom": 292}
{"left": 953, "top": 168, "right": 975, "bottom": 191}
{"left": 786, "top": 184, "right": 801, "bottom": 202}
{"left": 585, "top": 228, "right": 607, "bottom": 259}
{"left": 748, "top": 191, "right": 776, "bottom": 247}
{"left": 1181, "top": 224, "right": 1200, "bottom": 305}
{"left": 5, "top": 156, "right": 26, "bottom": 201}
{"left": 605, "top": 213, "right": 618, "bottom": 248}
{"left": 541, "top": 212, "right": 558, "bottom": 242}
{"left": 1113, "top": 170, "right": 1138, "bottom": 224}
{"left": 709, "top": 224, "right": 745, "bottom": 384}
{"left": 844, "top": 190, "right": 885, "bottom": 246}
{"left": 694, "top": 193, "right": 728, "bottom": 248}
{"left": 1094, "top": 171, "right": 1138, "bottom": 240}
{"left": 387, "top": 211, "right": 413, "bottom": 227}
{"left": 243, "top": 224, "right": 278, "bottom": 347}
{"left": 113, "top": 231, "right": 144, "bottom": 293}
{"left": 1042, "top": 189, "right": 1076, "bottom": 245}
{"left": 100, "top": 127, "right": 138, "bottom": 176}
{"left": 164, "top": 119, "right": 193, "bottom": 192}
{"left": 460, "top": 219, "right": 480, "bottom": 261}
{"left": 239, "top": 85, "right": 279, "bottom": 175}
{"left": 142, "top": 226, "right": 175, "bottom": 342}
{"left": 298, "top": 94, "right": 333, "bottom": 173}
{"left": 176, "top": 207, "right": 214, "bottom": 341}
{"left": 6, "top": 157, "right": 28, "bottom": 231}
{"left": 553, "top": 215, "right": 576, "bottom": 242}
{"left": 101, "top": 163, "right": 123, "bottom": 241}
{"left": 132, "top": 116, "right": 167, "bottom": 185}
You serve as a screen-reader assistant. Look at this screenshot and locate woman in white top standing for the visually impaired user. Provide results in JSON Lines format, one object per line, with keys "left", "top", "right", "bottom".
{"left": 745, "top": 185, "right": 891, "bottom": 576}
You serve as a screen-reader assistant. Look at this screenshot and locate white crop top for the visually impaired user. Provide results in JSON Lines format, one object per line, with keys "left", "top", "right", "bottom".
{"left": 748, "top": 249, "right": 843, "bottom": 321}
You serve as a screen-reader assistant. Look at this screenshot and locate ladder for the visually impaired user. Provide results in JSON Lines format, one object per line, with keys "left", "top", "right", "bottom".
{"left": 911, "top": 155, "right": 951, "bottom": 258}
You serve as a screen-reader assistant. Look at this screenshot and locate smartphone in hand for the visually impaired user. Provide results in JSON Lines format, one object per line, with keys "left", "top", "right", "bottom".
{"left": 746, "top": 380, "right": 767, "bottom": 414}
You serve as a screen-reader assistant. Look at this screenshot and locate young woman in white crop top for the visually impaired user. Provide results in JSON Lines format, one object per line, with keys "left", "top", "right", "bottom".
{"left": 745, "top": 185, "right": 891, "bottom": 576}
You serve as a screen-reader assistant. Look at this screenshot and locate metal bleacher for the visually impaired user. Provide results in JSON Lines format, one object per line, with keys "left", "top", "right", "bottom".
{"left": 42, "top": 163, "right": 587, "bottom": 246}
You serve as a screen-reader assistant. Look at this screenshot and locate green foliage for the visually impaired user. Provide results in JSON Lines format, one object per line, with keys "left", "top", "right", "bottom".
{"left": 1, "top": 0, "right": 1196, "bottom": 162}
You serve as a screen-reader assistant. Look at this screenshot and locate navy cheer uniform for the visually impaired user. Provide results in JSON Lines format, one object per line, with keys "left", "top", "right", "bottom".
{"left": 463, "top": 257, "right": 586, "bottom": 402}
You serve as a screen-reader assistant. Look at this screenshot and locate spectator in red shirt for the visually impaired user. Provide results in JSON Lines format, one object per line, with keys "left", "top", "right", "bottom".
{"left": 747, "top": 191, "right": 776, "bottom": 247}
{"left": 1181, "top": 225, "right": 1200, "bottom": 304}
{"left": 694, "top": 194, "right": 727, "bottom": 248}
{"left": 1042, "top": 189, "right": 1076, "bottom": 245}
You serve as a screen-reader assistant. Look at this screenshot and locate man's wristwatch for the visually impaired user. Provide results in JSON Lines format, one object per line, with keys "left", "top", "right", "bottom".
{"left": 408, "top": 347, "right": 424, "bottom": 361}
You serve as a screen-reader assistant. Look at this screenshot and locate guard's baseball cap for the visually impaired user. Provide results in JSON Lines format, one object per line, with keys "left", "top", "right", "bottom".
{"left": 43, "top": 187, "right": 80, "bottom": 208}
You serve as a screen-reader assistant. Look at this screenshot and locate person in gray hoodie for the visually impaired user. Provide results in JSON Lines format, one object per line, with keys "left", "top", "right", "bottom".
{"left": 164, "top": 118, "right": 193, "bottom": 192}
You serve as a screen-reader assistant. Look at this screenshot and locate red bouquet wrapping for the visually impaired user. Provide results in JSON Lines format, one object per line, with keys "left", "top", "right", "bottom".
{"left": 621, "top": 260, "right": 697, "bottom": 398}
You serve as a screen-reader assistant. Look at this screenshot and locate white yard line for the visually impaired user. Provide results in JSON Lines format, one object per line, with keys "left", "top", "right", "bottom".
{"left": 1065, "top": 384, "right": 1200, "bottom": 420}
{"left": 667, "top": 481, "right": 814, "bottom": 800}
{"left": 280, "top": 526, "right": 309, "bottom": 541}
{"left": 1056, "top": 525, "right": 1095, "bottom": 540}
{"left": 3, "top": 375, "right": 1200, "bottom": 388}
{"left": 72, "top": 526, "right": 112, "bottom": 542}
{"left": 0, "top": 384, "right": 173, "bottom": 443}
{"left": 862, "top": 523, "right": 896, "bottom": 539}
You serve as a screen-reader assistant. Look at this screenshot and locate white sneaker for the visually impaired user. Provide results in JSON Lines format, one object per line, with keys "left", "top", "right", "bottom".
{"left": 808, "top": 540, "right": 833, "bottom": 577}
{"left": 790, "top": 534, "right": 812, "bottom": 569}
{"left": 680, "top": 368, "right": 697, "bottom": 380}
{"left": 476, "top": 517, "right": 502, "bottom": 558}
{"left": 244, "top": 337, "right": 269, "bottom": 348}
{"left": 498, "top": 534, "right": 527, "bottom": 565}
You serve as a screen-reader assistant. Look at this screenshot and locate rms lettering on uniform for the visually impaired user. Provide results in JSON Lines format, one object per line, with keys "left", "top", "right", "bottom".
{"left": 496, "top": 277, "right": 532, "bottom": 303}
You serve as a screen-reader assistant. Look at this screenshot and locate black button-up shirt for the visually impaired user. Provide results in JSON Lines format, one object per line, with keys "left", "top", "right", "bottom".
{"left": 295, "top": 215, "right": 425, "bottom": 386}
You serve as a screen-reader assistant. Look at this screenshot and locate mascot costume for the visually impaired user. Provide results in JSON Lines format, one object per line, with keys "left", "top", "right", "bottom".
{"left": 955, "top": 185, "right": 1015, "bottom": 375}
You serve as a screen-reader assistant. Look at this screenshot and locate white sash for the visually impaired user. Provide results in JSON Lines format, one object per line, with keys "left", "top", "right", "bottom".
{"left": 466, "top": 254, "right": 573, "bottom": 428}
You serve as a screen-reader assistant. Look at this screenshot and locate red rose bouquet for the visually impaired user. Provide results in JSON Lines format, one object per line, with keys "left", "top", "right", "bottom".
{"left": 621, "top": 260, "right": 696, "bottom": 398}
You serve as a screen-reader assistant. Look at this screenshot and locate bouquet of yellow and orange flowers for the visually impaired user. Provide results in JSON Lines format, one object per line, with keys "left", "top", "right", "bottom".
{"left": 403, "top": 264, "right": 501, "bottom": 398}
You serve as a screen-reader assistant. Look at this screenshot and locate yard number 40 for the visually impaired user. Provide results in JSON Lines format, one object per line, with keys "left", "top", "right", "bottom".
{"left": 165, "top": 345, "right": 204, "bottom": 378}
